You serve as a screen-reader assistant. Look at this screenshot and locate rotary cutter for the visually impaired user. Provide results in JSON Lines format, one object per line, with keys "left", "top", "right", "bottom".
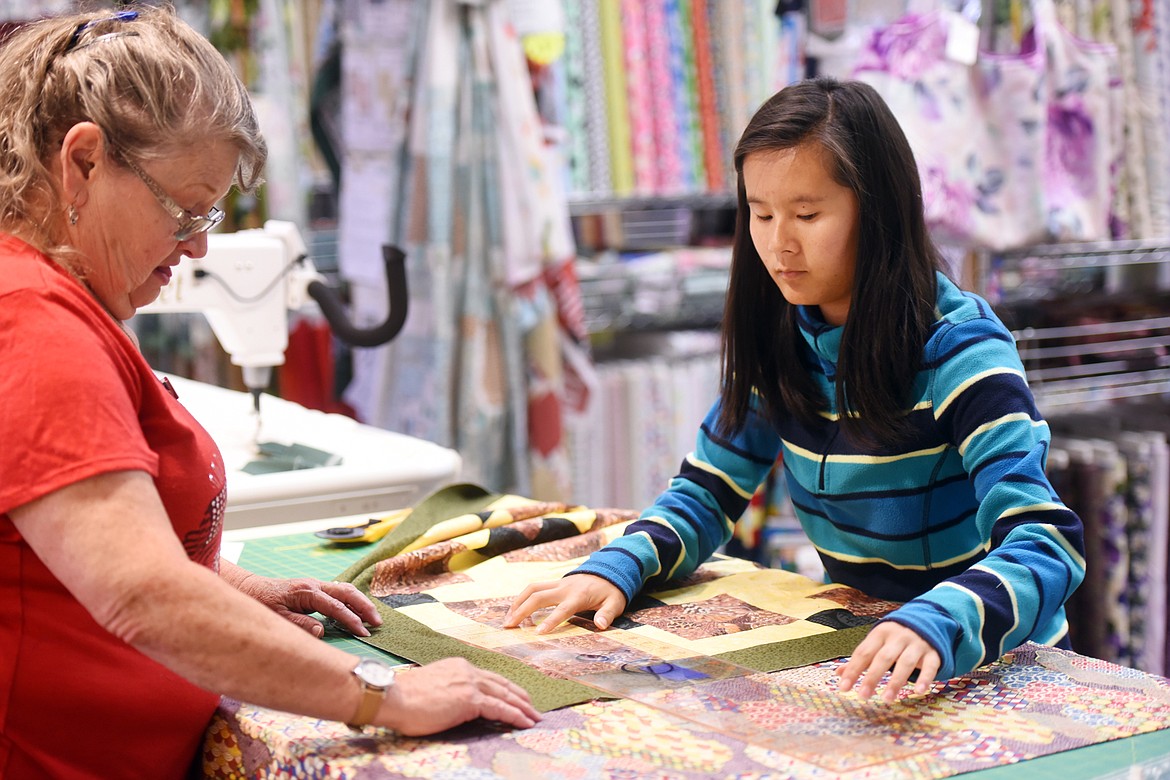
{"left": 314, "top": 508, "right": 410, "bottom": 545}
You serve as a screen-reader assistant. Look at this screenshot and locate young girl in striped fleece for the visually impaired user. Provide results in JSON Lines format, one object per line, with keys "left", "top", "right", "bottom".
{"left": 506, "top": 76, "right": 1085, "bottom": 702}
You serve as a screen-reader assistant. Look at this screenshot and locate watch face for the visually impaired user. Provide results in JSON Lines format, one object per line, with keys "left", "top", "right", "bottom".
{"left": 355, "top": 658, "right": 396, "bottom": 688}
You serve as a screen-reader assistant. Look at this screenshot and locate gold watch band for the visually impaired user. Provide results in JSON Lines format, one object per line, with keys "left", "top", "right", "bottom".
{"left": 347, "top": 680, "right": 384, "bottom": 728}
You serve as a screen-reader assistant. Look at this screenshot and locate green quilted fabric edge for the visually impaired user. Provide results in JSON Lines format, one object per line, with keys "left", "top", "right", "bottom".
{"left": 715, "top": 624, "right": 870, "bottom": 673}
{"left": 359, "top": 600, "right": 601, "bottom": 712}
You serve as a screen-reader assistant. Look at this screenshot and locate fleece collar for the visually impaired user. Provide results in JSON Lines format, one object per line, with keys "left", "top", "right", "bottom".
{"left": 796, "top": 305, "right": 842, "bottom": 372}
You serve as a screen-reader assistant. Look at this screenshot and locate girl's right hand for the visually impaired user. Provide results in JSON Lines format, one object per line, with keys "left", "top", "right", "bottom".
{"left": 503, "top": 574, "right": 627, "bottom": 634}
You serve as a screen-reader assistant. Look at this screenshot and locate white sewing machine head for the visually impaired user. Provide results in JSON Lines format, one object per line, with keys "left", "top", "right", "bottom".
{"left": 134, "top": 220, "right": 407, "bottom": 405}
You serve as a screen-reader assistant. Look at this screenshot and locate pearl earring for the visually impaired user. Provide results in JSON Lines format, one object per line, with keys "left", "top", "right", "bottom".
{"left": 68, "top": 204, "right": 78, "bottom": 225}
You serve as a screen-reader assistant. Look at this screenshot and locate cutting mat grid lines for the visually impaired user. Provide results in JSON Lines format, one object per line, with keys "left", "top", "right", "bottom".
{"left": 237, "top": 532, "right": 397, "bottom": 661}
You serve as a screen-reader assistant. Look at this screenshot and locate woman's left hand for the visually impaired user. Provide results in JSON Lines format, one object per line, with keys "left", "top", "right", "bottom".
{"left": 835, "top": 621, "right": 941, "bottom": 702}
{"left": 233, "top": 572, "right": 382, "bottom": 638}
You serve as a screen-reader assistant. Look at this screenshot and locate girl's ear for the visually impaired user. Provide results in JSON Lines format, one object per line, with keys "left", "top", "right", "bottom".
{"left": 58, "top": 121, "right": 106, "bottom": 208}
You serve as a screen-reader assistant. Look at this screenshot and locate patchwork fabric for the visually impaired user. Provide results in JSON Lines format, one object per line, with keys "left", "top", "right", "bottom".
{"left": 335, "top": 484, "right": 894, "bottom": 710}
{"left": 203, "top": 645, "right": 1170, "bottom": 779}
{"left": 213, "top": 485, "right": 1170, "bottom": 777}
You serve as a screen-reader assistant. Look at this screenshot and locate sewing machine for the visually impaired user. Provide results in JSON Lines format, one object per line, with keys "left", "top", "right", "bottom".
{"left": 133, "top": 221, "right": 460, "bottom": 529}
{"left": 140, "top": 220, "right": 407, "bottom": 417}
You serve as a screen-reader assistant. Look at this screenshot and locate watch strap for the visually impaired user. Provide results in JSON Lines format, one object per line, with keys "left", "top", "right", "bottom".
{"left": 347, "top": 671, "right": 388, "bottom": 728}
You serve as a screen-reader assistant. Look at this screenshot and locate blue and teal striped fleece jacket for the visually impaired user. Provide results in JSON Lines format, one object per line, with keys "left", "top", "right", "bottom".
{"left": 571, "top": 272, "right": 1086, "bottom": 680}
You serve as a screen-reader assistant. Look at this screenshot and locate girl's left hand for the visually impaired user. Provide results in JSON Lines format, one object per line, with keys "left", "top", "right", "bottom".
{"left": 836, "top": 621, "right": 941, "bottom": 702}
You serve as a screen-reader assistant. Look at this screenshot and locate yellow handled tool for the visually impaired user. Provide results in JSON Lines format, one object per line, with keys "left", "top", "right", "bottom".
{"left": 314, "top": 508, "right": 411, "bottom": 545}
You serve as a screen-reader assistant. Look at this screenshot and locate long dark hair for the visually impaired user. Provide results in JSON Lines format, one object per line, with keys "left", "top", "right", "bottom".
{"left": 718, "top": 77, "right": 942, "bottom": 445}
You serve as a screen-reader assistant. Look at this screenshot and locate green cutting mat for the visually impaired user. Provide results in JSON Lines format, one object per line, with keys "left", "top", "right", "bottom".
{"left": 234, "top": 531, "right": 1170, "bottom": 778}
{"left": 975, "top": 730, "right": 1170, "bottom": 779}
{"left": 236, "top": 531, "right": 405, "bottom": 663}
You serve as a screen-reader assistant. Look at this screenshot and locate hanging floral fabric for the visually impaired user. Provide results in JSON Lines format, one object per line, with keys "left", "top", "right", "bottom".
{"left": 852, "top": 0, "right": 1120, "bottom": 250}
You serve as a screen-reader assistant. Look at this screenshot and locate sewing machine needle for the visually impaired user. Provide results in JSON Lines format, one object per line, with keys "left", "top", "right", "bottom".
{"left": 251, "top": 388, "right": 262, "bottom": 450}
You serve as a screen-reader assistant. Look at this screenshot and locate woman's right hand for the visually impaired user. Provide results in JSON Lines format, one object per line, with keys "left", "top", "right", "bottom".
{"left": 502, "top": 574, "right": 627, "bottom": 634}
{"left": 381, "top": 657, "right": 541, "bottom": 735}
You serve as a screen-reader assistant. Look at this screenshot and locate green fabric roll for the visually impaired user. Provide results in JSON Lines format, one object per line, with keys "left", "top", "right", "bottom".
{"left": 336, "top": 483, "right": 496, "bottom": 589}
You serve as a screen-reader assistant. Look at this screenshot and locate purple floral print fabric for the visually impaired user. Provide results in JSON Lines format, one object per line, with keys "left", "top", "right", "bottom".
{"left": 852, "top": 0, "right": 1119, "bottom": 250}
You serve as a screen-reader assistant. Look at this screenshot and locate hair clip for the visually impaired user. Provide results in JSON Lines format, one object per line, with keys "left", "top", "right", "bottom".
{"left": 64, "top": 10, "right": 139, "bottom": 53}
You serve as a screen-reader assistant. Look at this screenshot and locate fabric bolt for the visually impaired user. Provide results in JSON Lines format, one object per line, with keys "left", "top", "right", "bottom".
{"left": 620, "top": 0, "right": 656, "bottom": 195}
{"left": 704, "top": 0, "right": 737, "bottom": 191}
{"left": 580, "top": 0, "right": 612, "bottom": 195}
{"left": 625, "top": 362, "right": 653, "bottom": 508}
{"left": 644, "top": 0, "right": 683, "bottom": 194}
{"left": 718, "top": 0, "right": 749, "bottom": 166}
{"left": 1119, "top": 434, "right": 1155, "bottom": 673}
{"left": 778, "top": 11, "right": 804, "bottom": 88}
{"left": 676, "top": 0, "right": 706, "bottom": 191}
{"left": 566, "top": 351, "right": 720, "bottom": 509}
{"left": 690, "top": 0, "right": 723, "bottom": 192}
{"left": 1040, "top": 0, "right": 1124, "bottom": 243}
{"left": 1062, "top": 441, "right": 1109, "bottom": 661}
{"left": 1131, "top": 0, "right": 1170, "bottom": 236}
{"left": 1149, "top": 432, "right": 1170, "bottom": 676}
{"left": 564, "top": 401, "right": 598, "bottom": 506}
{"left": 740, "top": 0, "right": 766, "bottom": 117}
{"left": 754, "top": 0, "right": 781, "bottom": 103}
{"left": 560, "top": 0, "right": 591, "bottom": 195}
{"left": 1108, "top": 0, "right": 1151, "bottom": 238}
{"left": 598, "top": 0, "right": 633, "bottom": 196}
{"left": 1095, "top": 441, "right": 1131, "bottom": 666}
{"left": 1160, "top": 0, "right": 1170, "bottom": 234}
{"left": 0, "top": 235, "right": 224, "bottom": 779}
{"left": 571, "top": 272, "right": 1086, "bottom": 682}
{"left": 644, "top": 360, "right": 680, "bottom": 504}
{"left": 1050, "top": 427, "right": 1170, "bottom": 675}
{"left": 1153, "top": 433, "right": 1170, "bottom": 676}
{"left": 664, "top": 0, "right": 697, "bottom": 192}
{"left": 607, "top": 368, "right": 633, "bottom": 509}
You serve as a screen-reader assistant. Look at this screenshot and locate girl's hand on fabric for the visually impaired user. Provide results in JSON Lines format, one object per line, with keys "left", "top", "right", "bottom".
{"left": 383, "top": 658, "right": 541, "bottom": 735}
{"left": 503, "top": 574, "right": 627, "bottom": 634}
{"left": 236, "top": 574, "right": 382, "bottom": 638}
{"left": 836, "top": 621, "right": 941, "bottom": 703}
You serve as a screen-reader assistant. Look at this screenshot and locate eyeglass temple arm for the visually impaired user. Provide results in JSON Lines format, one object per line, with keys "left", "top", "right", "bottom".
{"left": 307, "top": 244, "right": 408, "bottom": 348}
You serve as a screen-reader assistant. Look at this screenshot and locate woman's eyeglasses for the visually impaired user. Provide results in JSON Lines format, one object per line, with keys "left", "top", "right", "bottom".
{"left": 116, "top": 152, "right": 225, "bottom": 241}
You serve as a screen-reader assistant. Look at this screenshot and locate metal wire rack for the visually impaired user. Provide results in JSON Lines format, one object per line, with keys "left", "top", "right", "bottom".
{"left": 577, "top": 248, "right": 731, "bottom": 334}
{"left": 988, "top": 240, "right": 1170, "bottom": 411}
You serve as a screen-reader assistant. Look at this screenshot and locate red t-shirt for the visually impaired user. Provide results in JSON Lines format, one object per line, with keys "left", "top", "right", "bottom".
{"left": 0, "top": 235, "right": 226, "bottom": 779}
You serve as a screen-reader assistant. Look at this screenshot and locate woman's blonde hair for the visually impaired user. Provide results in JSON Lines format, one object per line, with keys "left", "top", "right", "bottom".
{"left": 0, "top": 4, "right": 267, "bottom": 252}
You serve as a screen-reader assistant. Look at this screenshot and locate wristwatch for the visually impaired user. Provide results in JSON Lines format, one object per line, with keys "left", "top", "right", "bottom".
{"left": 347, "top": 658, "right": 396, "bottom": 728}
